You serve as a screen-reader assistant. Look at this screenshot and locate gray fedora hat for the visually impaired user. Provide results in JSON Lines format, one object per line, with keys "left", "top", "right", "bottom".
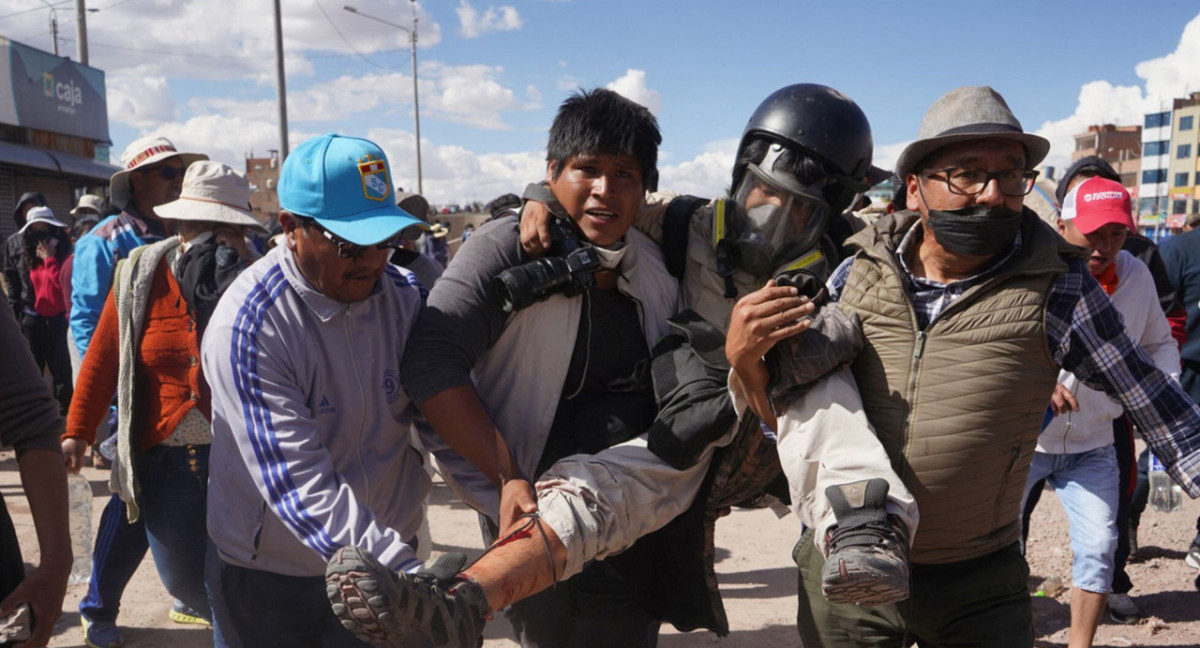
{"left": 894, "top": 86, "right": 1050, "bottom": 180}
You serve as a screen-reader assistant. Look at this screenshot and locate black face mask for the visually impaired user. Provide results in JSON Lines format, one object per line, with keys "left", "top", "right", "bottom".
{"left": 925, "top": 204, "right": 1023, "bottom": 257}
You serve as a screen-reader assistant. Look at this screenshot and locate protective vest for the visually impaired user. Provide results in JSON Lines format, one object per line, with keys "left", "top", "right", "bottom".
{"left": 838, "top": 210, "right": 1077, "bottom": 564}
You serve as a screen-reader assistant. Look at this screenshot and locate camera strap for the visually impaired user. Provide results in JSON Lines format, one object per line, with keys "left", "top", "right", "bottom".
{"left": 522, "top": 182, "right": 574, "bottom": 224}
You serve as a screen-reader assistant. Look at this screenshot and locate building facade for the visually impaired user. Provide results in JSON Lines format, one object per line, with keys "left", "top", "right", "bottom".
{"left": 1138, "top": 107, "right": 1174, "bottom": 232}
{"left": 1167, "top": 93, "right": 1200, "bottom": 229}
{"left": 0, "top": 37, "right": 117, "bottom": 242}
{"left": 245, "top": 150, "right": 280, "bottom": 230}
{"left": 1072, "top": 124, "right": 1142, "bottom": 189}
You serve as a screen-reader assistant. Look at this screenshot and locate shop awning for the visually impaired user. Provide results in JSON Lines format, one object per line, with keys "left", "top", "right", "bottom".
{"left": 0, "top": 140, "right": 59, "bottom": 174}
{"left": 0, "top": 140, "right": 118, "bottom": 183}
{"left": 52, "top": 150, "right": 120, "bottom": 183}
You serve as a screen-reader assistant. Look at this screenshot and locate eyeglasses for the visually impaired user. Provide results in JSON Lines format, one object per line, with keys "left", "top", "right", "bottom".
{"left": 141, "top": 165, "right": 184, "bottom": 181}
{"left": 300, "top": 218, "right": 406, "bottom": 259}
{"left": 920, "top": 167, "right": 1039, "bottom": 197}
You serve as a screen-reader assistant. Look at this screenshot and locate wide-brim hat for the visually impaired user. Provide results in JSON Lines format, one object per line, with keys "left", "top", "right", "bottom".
{"left": 18, "top": 206, "right": 68, "bottom": 233}
{"left": 894, "top": 86, "right": 1050, "bottom": 180}
{"left": 110, "top": 136, "right": 207, "bottom": 210}
{"left": 71, "top": 194, "right": 106, "bottom": 216}
{"left": 279, "top": 133, "right": 427, "bottom": 245}
{"left": 155, "top": 160, "right": 266, "bottom": 231}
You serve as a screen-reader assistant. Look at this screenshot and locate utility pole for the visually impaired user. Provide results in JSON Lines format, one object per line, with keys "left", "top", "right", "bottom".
{"left": 74, "top": 0, "right": 87, "bottom": 63}
{"left": 410, "top": 0, "right": 422, "bottom": 195}
{"left": 40, "top": 0, "right": 58, "bottom": 56}
{"left": 344, "top": 1, "right": 422, "bottom": 194}
{"left": 273, "top": 0, "right": 289, "bottom": 159}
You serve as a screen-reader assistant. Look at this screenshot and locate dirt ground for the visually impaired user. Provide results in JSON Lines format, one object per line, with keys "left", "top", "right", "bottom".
{"left": 2, "top": 448, "right": 1197, "bottom": 647}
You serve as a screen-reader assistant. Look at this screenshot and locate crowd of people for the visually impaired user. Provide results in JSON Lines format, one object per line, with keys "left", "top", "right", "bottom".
{"left": 0, "top": 82, "right": 1199, "bottom": 648}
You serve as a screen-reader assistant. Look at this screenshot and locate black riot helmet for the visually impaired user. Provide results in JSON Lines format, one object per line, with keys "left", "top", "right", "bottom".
{"left": 732, "top": 84, "right": 873, "bottom": 213}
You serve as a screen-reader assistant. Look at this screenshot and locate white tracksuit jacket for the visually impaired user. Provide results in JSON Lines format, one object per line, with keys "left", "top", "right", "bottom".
{"left": 204, "top": 245, "right": 430, "bottom": 577}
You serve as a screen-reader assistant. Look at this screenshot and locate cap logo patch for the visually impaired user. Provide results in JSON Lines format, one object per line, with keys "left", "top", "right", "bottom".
{"left": 358, "top": 154, "right": 391, "bottom": 202}
{"left": 1083, "top": 191, "right": 1124, "bottom": 202}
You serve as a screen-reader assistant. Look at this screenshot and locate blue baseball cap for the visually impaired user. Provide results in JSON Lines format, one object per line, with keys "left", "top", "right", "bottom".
{"left": 279, "top": 133, "right": 428, "bottom": 245}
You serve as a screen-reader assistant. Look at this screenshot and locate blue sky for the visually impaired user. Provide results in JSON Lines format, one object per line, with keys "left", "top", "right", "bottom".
{"left": 3, "top": 0, "right": 1200, "bottom": 204}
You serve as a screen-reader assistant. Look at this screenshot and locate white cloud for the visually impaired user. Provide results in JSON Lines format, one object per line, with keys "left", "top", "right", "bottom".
{"left": 147, "top": 115, "right": 310, "bottom": 171}
{"left": 1033, "top": 81, "right": 1147, "bottom": 173}
{"left": 1137, "top": 14, "right": 1200, "bottom": 104}
{"left": 5, "top": 0, "right": 443, "bottom": 83}
{"left": 456, "top": 1, "right": 523, "bottom": 39}
{"left": 872, "top": 140, "right": 911, "bottom": 176}
{"left": 106, "top": 73, "right": 177, "bottom": 129}
{"left": 605, "top": 69, "right": 662, "bottom": 115}
{"left": 368, "top": 127, "right": 544, "bottom": 204}
{"left": 1033, "top": 13, "right": 1200, "bottom": 173}
{"left": 185, "top": 64, "right": 535, "bottom": 130}
{"left": 657, "top": 139, "right": 738, "bottom": 198}
{"left": 425, "top": 64, "right": 519, "bottom": 129}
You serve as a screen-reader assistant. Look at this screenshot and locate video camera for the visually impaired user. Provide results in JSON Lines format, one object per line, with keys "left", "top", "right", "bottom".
{"left": 493, "top": 217, "right": 602, "bottom": 313}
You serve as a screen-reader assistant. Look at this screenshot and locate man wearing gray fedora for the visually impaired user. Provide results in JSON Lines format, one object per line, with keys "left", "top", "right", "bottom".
{"left": 788, "top": 86, "right": 1200, "bottom": 647}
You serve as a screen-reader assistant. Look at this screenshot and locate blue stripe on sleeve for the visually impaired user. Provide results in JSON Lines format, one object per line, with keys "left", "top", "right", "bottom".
{"left": 229, "top": 265, "right": 339, "bottom": 558}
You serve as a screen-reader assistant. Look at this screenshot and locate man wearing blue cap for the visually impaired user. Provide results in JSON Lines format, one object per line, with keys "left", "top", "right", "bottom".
{"left": 201, "top": 133, "right": 431, "bottom": 647}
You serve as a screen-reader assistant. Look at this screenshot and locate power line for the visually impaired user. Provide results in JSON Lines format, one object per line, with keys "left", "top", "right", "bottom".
{"left": 56, "top": 35, "right": 411, "bottom": 61}
{"left": 0, "top": 0, "right": 72, "bottom": 22}
{"left": 11, "top": 29, "right": 54, "bottom": 44}
{"left": 312, "top": 0, "right": 394, "bottom": 70}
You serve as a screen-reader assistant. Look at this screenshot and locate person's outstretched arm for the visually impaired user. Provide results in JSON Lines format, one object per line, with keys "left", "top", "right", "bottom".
{"left": 0, "top": 299, "right": 70, "bottom": 647}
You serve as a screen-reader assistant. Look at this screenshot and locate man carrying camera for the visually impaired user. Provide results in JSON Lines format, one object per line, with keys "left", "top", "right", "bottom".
{"left": 326, "top": 88, "right": 700, "bottom": 648}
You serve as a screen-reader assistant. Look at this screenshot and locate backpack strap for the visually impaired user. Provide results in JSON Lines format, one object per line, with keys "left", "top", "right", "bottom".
{"left": 661, "top": 195, "right": 708, "bottom": 280}
{"left": 710, "top": 199, "right": 740, "bottom": 298}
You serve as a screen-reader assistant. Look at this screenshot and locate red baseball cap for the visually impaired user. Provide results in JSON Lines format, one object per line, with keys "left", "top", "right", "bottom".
{"left": 1060, "top": 176, "right": 1134, "bottom": 235}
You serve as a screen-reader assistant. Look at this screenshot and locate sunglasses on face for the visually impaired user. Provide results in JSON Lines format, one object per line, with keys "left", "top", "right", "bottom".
{"left": 300, "top": 218, "right": 408, "bottom": 259}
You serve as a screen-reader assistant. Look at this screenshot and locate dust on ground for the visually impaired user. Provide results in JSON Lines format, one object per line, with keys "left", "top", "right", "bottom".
{"left": 2, "top": 451, "right": 1196, "bottom": 647}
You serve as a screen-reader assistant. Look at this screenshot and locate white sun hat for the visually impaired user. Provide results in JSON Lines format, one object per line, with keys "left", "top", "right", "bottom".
{"left": 109, "top": 136, "right": 207, "bottom": 209}
{"left": 154, "top": 161, "right": 266, "bottom": 231}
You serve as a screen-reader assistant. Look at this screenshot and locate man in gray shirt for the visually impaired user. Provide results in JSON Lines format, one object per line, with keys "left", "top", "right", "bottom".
{"left": 329, "top": 88, "right": 703, "bottom": 648}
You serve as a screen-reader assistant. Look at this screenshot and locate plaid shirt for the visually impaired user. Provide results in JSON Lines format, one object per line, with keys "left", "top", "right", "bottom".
{"left": 828, "top": 223, "right": 1200, "bottom": 497}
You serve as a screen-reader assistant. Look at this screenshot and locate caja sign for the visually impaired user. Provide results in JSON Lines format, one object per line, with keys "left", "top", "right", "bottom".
{"left": 0, "top": 37, "right": 109, "bottom": 142}
{"left": 43, "top": 71, "right": 85, "bottom": 111}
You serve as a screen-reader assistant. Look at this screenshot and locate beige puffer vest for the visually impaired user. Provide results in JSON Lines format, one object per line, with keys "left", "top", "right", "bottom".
{"left": 839, "top": 210, "right": 1079, "bottom": 564}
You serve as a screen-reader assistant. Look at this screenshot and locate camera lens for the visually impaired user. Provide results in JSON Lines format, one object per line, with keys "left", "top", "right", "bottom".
{"left": 493, "top": 257, "right": 574, "bottom": 312}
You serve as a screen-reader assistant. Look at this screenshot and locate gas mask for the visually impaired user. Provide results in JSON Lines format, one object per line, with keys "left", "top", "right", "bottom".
{"left": 730, "top": 144, "right": 833, "bottom": 279}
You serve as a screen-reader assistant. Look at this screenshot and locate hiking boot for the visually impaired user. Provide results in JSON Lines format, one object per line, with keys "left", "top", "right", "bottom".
{"left": 326, "top": 546, "right": 487, "bottom": 648}
{"left": 1107, "top": 593, "right": 1141, "bottom": 624}
{"left": 1186, "top": 535, "right": 1200, "bottom": 570}
{"left": 821, "top": 478, "right": 910, "bottom": 606}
